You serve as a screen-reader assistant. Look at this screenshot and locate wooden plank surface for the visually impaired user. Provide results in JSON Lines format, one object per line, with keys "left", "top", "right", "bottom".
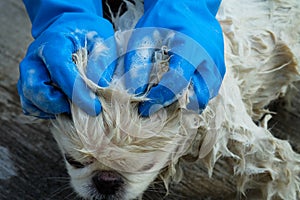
{"left": 0, "top": 1, "right": 76, "bottom": 199}
{"left": 0, "top": 0, "right": 299, "bottom": 199}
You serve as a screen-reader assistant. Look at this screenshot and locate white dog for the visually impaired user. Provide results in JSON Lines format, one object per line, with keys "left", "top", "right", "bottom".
{"left": 51, "top": 0, "right": 300, "bottom": 199}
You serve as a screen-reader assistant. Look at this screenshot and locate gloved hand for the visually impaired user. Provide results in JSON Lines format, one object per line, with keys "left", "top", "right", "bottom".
{"left": 18, "top": 0, "right": 116, "bottom": 118}
{"left": 124, "top": 0, "right": 226, "bottom": 116}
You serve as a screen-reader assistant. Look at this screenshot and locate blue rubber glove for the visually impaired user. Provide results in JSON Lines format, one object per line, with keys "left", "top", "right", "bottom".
{"left": 124, "top": 0, "right": 226, "bottom": 116}
{"left": 18, "top": 0, "right": 116, "bottom": 118}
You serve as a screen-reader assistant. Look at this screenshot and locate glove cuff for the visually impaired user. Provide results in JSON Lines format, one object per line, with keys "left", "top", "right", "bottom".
{"left": 23, "top": 0, "right": 104, "bottom": 38}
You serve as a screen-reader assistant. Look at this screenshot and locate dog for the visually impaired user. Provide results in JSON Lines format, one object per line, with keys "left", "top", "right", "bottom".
{"left": 51, "top": 0, "right": 300, "bottom": 199}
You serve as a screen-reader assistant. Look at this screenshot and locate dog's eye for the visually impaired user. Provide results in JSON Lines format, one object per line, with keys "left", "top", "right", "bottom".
{"left": 64, "top": 154, "right": 85, "bottom": 169}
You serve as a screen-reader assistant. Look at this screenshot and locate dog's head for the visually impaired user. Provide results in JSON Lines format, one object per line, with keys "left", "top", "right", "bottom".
{"left": 51, "top": 84, "right": 202, "bottom": 199}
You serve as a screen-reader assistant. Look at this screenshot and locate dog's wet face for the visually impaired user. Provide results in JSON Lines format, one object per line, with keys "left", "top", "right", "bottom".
{"left": 58, "top": 146, "right": 159, "bottom": 200}
{"left": 52, "top": 118, "right": 163, "bottom": 199}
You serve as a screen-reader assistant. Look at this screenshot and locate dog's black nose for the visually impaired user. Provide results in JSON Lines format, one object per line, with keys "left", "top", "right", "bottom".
{"left": 92, "top": 171, "right": 124, "bottom": 195}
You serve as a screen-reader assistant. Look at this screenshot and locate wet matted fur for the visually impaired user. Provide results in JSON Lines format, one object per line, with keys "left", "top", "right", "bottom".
{"left": 51, "top": 0, "right": 300, "bottom": 199}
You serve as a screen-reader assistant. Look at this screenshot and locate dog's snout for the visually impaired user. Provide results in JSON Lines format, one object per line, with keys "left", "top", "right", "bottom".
{"left": 92, "top": 171, "right": 124, "bottom": 195}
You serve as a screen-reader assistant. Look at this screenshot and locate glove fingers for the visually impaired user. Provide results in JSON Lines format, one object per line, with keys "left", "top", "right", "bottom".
{"left": 124, "top": 27, "right": 179, "bottom": 95}
{"left": 86, "top": 35, "right": 118, "bottom": 87}
{"left": 138, "top": 55, "right": 194, "bottom": 116}
{"left": 186, "top": 71, "right": 210, "bottom": 114}
{"left": 41, "top": 36, "right": 102, "bottom": 116}
{"left": 18, "top": 57, "right": 70, "bottom": 116}
{"left": 124, "top": 49, "right": 154, "bottom": 95}
{"left": 17, "top": 81, "right": 56, "bottom": 119}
